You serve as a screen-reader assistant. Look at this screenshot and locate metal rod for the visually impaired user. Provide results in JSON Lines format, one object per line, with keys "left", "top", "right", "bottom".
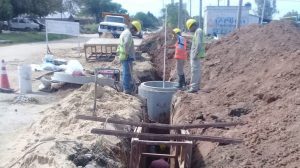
{"left": 91, "top": 129, "right": 243, "bottom": 144}
{"left": 190, "top": 0, "right": 192, "bottom": 17}
{"left": 163, "top": 0, "right": 167, "bottom": 88}
{"left": 178, "top": 0, "right": 183, "bottom": 29}
{"left": 199, "top": 0, "right": 203, "bottom": 29}
{"left": 76, "top": 115, "right": 243, "bottom": 129}
{"left": 261, "top": 0, "right": 266, "bottom": 24}
{"left": 93, "top": 69, "right": 97, "bottom": 116}
{"left": 236, "top": 0, "right": 243, "bottom": 29}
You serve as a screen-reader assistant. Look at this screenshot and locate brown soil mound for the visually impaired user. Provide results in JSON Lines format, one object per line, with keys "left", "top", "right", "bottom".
{"left": 138, "top": 28, "right": 177, "bottom": 80}
{"left": 171, "top": 21, "right": 300, "bottom": 167}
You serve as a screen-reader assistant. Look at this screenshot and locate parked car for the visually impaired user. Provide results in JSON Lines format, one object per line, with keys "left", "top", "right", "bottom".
{"left": 0, "top": 21, "right": 9, "bottom": 30}
{"left": 31, "top": 19, "right": 45, "bottom": 30}
{"left": 98, "top": 13, "right": 128, "bottom": 38}
{"left": 9, "top": 18, "right": 40, "bottom": 31}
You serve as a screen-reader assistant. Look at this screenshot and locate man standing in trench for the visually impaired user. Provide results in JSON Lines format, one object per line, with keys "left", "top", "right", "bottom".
{"left": 172, "top": 28, "right": 188, "bottom": 89}
{"left": 117, "top": 21, "right": 142, "bottom": 94}
{"left": 186, "top": 19, "right": 205, "bottom": 93}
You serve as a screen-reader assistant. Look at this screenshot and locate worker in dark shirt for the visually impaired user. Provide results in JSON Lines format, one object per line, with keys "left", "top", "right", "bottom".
{"left": 149, "top": 158, "right": 169, "bottom": 168}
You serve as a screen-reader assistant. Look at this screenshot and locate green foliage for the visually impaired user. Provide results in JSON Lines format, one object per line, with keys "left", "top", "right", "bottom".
{"left": 63, "top": 0, "right": 80, "bottom": 15}
{"left": 81, "top": 23, "right": 98, "bottom": 34}
{"left": 80, "top": 0, "right": 127, "bottom": 22}
{"left": 28, "top": 0, "right": 62, "bottom": 17}
{"left": 284, "top": 10, "right": 299, "bottom": 17}
{"left": 161, "top": 3, "right": 189, "bottom": 29}
{"left": 0, "top": 32, "right": 70, "bottom": 44}
{"left": 134, "top": 12, "right": 159, "bottom": 29}
{"left": 255, "top": 0, "right": 277, "bottom": 20}
{"left": 0, "top": 0, "right": 62, "bottom": 18}
{"left": 0, "top": 0, "right": 13, "bottom": 21}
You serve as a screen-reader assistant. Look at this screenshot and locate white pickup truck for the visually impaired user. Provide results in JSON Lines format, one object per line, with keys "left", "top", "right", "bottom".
{"left": 98, "top": 13, "right": 128, "bottom": 38}
{"left": 98, "top": 12, "right": 142, "bottom": 38}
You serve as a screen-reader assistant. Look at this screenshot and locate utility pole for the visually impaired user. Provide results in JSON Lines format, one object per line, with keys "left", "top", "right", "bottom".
{"left": 199, "top": 0, "right": 202, "bottom": 29}
{"left": 227, "top": 0, "right": 230, "bottom": 6}
{"left": 261, "top": 0, "right": 266, "bottom": 24}
{"left": 236, "top": 0, "right": 243, "bottom": 28}
{"left": 178, "top": 0, "right": 183, "bottom": 29}
{"left": 218, "top": 0, "right": 220, "bottom": 6}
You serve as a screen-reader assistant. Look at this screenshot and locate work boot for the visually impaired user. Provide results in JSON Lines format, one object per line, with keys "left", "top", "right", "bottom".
{"left": 175, "top": 75, "right": 185, "bottom": 88}
{"left": 187, "top": 88, "right": 198, "bottom": 93}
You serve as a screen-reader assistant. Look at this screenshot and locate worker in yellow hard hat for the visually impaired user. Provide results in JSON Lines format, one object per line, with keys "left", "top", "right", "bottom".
{"left": 172, "top": 28, "right": 187, "bottom": 89}
{"left": 186, "top": 19, "right": 205, "bottom": 93}
{"left": 117, "top": 20, "right": 142, "bottom": 94}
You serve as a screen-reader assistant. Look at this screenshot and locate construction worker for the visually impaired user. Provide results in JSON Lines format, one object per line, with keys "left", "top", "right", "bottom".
{"left": 172, "top": 28, "right": 187, "bottom": 89}
{"left": 186, "top": 19, "right": 205, "bottom": 93}
{"left": 149, "top": 158, "right": 169, "bottom": 168}
{"left": 117, "top": 21, "right": 142, "bottom": 94}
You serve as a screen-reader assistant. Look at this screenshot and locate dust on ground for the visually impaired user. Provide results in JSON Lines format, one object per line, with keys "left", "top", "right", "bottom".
{"left": 2, "top": 84, "right": 143, "bottom": 168}
{"left": 170, "top": 21, "right": 300, "bottom": 167}
{"left": 0, "top": 36, "right": 154, "bottom": 168}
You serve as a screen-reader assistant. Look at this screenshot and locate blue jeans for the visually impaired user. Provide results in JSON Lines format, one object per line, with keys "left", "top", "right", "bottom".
{"left": 122, "top": 58, "right": 134, "bottom": 92}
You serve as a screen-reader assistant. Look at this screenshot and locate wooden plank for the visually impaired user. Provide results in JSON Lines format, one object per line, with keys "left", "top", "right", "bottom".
{"left": 76, "top": 115, "right": 243, "bottom": 129}
{"left": 91, "top": 129, "right": 243, "bottom": 144}
{"left": 141, "top": 153, "right": 177, "bottom": 158}
{"left": 133, "top": 139, "right": 191, "bottom": 146}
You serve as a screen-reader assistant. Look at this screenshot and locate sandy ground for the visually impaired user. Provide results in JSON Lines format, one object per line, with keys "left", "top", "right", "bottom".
{"left": 0, "top": 36, "right": 91, "bottom": 165}
{"left": 0, "top": 34, "right": 146, "bottom": 167}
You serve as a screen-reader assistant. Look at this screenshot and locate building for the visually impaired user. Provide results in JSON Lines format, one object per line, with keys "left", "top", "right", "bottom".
{"left": 204, "top": 6, "right": 260, "bottom": 36}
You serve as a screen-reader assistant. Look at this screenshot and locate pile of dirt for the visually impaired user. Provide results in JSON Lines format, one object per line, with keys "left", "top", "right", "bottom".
{"left": 171, "top": 21, "right": 300, "bottom": 167}
{"left": 138, "top": 28, "right": 178, "bottom": 80}
{"left": 4, "top": 84, "right": 143, "bottom": 168}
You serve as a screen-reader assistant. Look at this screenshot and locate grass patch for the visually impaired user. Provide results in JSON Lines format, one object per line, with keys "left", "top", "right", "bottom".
{"left": 0, "top": 32, "right": 71, "bottom": 44}
{"left": 81, "top": 23, "right": 98, "bottom": 34}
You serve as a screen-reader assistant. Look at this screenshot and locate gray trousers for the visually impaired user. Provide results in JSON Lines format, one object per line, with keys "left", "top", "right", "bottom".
{"left": 190, "top": 57, "right": 201, "bottom": 90}
{"left": 176, "top": 59, "right": 185, "bottom": 76}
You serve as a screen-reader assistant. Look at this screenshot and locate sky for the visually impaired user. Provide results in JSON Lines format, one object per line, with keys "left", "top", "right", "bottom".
{"left": 112, "top": 0, "right": 300, "bottom": 19}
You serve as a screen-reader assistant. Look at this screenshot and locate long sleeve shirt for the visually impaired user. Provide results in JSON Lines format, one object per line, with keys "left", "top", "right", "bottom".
{"left": 119, "top": 29, "right": 135, "bottom": 59}
{"left": 190, "top": 28, "right": 204, "bottom": 59}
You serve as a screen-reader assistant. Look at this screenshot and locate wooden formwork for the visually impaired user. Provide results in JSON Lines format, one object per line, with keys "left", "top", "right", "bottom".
{"left": 76, "top": 115, "right": 243, "bottom": 168}
{"left": 129, "top": 127, "right": 193, "bottom": 168}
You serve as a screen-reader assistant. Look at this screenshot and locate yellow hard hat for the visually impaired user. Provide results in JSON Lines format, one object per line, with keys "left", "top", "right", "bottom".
{"left": 131, "top": 20, "right": 142, "bottom": 32}
{"left": 186, "top": 19, "right": 197, "bottom": 30}
{"left": 173, "top": 28, "right": 181, "bottom": 34}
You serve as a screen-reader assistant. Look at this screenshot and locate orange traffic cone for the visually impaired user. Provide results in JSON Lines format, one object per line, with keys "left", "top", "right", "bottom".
{"left": 0, "top": 59, "right": 13, "bottom": 93}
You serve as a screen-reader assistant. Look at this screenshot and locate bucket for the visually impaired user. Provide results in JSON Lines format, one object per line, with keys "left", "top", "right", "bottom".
{"left": 138, "top": 81, "right": 177, "bottom": 123}
{"left": 18, "top": 65, "right": 32, "bottom": 94}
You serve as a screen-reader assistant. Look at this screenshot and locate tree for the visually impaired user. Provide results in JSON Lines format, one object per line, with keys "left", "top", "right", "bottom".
{"left": 29, "top": 0, "right": 62, "bottom": 17}
{"left": 283, "top": 10, "right": 298, "bottom": 17}
{"left": 244, "top": 2, "right": 252, "bottom": 9}
{"left": 0, "top": 0, "right": 12, "bottom": 33}
{"left": 161, "top": 3, "right": 189, "bottom": 29}
{"left": 63, "top": 0, "right": 81, "bottom": 15}
{"left": 134, "top": 12, "right": 159, "bottom": 29}
{"left": 255, "top": 0, "right": 277, "bottom": 21}
{"left": 0, "top": 0, "right": 12, "bottom": 20}
{"left": 79, "top": 0, "right": 127, "bottom": 22}
{"left": 10, "top": 0, "right": 62, "bottom": 17}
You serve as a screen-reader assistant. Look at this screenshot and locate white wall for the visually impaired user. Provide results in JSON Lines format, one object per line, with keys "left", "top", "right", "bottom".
{"left": 204, "top": 6, "right": 254, "bottom": 35}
